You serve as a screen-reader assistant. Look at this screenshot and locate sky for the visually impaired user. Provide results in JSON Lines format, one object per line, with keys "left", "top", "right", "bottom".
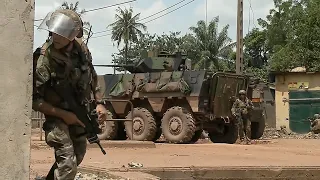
{"left": 33, "top": 0, "right": 275, "bottom": 75}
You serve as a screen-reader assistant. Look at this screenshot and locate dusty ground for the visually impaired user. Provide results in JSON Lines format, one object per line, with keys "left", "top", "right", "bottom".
{"left": 30, "top": 129, "right": 320, "bottom": 179}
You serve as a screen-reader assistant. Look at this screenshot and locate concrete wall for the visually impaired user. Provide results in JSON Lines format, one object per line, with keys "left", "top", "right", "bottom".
{"left": 0, "top": 0, "right": 34, "bottom": 179}
{"left": 275, "top": 73, "right": 320, "bottom": 131}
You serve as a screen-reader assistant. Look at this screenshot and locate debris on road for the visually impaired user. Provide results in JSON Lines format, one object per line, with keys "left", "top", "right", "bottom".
{"left": 261, "top": 125, "right": 320, "bottom": 139}
{"left": 128, "top": 162, "right": 143, "bottom": 168}
{"left": 75, "top": 172, "right": 118, "bottom": 180}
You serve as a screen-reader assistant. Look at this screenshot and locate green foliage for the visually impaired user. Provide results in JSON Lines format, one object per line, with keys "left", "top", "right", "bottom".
{"left": 259, "top": 0, "right": 320, "bottom": 72}
{"left": 108, "top": 7, "right": 147, "bottom": 68}
{"left": 189, "top": 17, "right": 236, "bottom": 71}
{"left": 111, "top": 16, "right": 235, "bottom": 72}
{"left": 109, "top": 7, "right": 147, "bottom": 47}
{"left": 109, "top": 0, "right": 320, "bottom": 81}
{"left": 244, "top": 28, "right": 269, "bottom": 68}
{"left": 245, "top": 66, "right": 269, "bottom": 83}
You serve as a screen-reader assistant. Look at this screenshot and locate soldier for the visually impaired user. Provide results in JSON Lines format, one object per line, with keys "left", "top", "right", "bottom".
{"left": 311, "top": 114, "right": 320, "bottom": 134}
{"left": 231, "top": 90, "right": 254, "bottom": 145}
{"left": 33, "top": 9, "right": 107, "bottom": 179}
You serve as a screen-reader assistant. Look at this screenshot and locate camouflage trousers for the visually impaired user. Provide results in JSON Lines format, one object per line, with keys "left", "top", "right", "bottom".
{"left": 236, "top": 115, "right": 251, "bottom": 141}
{"left": 43, "top": 118, "right": 87, "bottom": 180}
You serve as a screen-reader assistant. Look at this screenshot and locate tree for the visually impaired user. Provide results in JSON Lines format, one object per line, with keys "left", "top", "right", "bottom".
{"left": 189, "top": 16, "right": 236, "bottom": 71}
{"left": 111, "top": 33, "right": 156, "bottom": 72}
{"left": 244, "top": 28, "right": 269, "bottom": 68}
{"left": 111, "top": 31, "right": 199, "bottom": 71}
{"left": 109, "top": 7, "right": 147, "bottom": 67}
{"left": 60, "top": 1, "right": 91, "bottom": 38}
{"left": 110, "top": 16, "right": 235, "bottom": 72}
{"left": 258, "top": 0, "right": 320, "bottom": 72}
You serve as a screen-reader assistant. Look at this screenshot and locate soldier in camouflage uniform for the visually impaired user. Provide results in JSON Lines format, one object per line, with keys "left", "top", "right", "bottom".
{"left": 311, "top": 114, "right": 320, "bottom": 134}
{"left": 33, "top": 9, "right": 107, "bottom": 180}
{"left": 231, "top": 90, "right": 254, "bottom": 144}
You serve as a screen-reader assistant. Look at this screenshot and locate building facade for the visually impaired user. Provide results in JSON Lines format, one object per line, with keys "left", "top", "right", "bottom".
{"left": 271, "top": 71, "right": 320, "bottom": 133}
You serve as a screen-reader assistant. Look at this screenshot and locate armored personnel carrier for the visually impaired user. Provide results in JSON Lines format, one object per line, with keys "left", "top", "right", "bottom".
{"left": 96, "top": 51, "right": 265, "bottom": 144}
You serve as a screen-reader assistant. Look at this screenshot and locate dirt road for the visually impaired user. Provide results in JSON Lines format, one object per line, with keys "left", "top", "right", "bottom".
{"left": 30, "top": 138, "right": 320, "bottom": 179}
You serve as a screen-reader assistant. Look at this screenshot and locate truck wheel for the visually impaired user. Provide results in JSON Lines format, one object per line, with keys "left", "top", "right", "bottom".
{"left": 124, "top": 107, "right": 157, "bottom": 141}
{"left": 161, "top": 106, "right": 196, "bottom": 143}
{"left": 251, "top": 119, "right": 266, "bottom": 139}
{"left": 189, "top": 129, "right": 203, "bottom": 143}
{"left": 98, "top": 110, "right": 118, "bottom": 140}
{"left": 209, "top": 123, "right": 238, "bottom": 144}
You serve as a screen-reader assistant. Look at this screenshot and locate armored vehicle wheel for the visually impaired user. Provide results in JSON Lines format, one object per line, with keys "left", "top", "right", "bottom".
{"left": 189, "top": 129, "right": 203, "bottom": 143}
{"left": 251, "top": 118, "right": 266, "bottom": 139}
{"left": 124, "top": 107, "right": 157, "bottom": 141}
{"left": 161, "top": 106, "right": 196, "bottom": 143}
{"left": 209, "top": 123, "right": 238, "bottom": 144}
{"left": 98, "top": 110, "right": 118, "bottom": 140}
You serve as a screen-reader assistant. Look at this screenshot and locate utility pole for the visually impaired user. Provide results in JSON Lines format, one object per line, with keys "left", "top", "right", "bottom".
{"left": 236, "top": 0, "right": 244, "bottom": 74}
{"left": 204, "top": 0, "right": 208, "bottom": 70}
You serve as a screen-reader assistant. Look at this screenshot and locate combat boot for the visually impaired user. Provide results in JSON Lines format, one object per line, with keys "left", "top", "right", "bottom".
{"left": 245, "top": 136, "right": 251, "bottom": 145}
{"left": 239, "top": 138, "right": 246, "bottom": 145}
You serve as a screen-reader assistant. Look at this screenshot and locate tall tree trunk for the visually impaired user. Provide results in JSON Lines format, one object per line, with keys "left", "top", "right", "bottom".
{"left": 124, "top": 40, "right": 128, "bottom": 74}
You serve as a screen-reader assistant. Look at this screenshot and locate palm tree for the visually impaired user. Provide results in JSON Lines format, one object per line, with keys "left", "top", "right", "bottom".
{"left": 60, "top": 1, "right": 91, "bottom": 38}
{"left": 189, "top": 16, "right": 235, "bottom": 71}
{"left": 109, "top": 7, "right": 147, "bottom": 66}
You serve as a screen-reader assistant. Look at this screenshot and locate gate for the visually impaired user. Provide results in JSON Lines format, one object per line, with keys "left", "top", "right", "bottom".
{"left": 287, "top": 90, "right": 320, "bottom": 133}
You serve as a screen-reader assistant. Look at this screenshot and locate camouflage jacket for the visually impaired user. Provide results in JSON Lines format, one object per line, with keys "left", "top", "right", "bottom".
{"left": 32, "top": 38, "right": 101, "bottom": 111}
{"left": 231, "top": 97, "right": 254, "bottom": 116}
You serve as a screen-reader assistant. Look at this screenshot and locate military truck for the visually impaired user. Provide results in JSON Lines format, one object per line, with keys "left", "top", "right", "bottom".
{"left": 247, "top": 78, "right": 267, "bottom": 139}
{"left": 96, "top": 51, "right": 265, "bottom": 144}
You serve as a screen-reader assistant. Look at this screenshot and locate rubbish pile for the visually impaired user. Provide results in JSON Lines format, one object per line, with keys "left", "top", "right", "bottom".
{"left": 261, "top": 125, "right": 320, "bottom": 139}
{"left": 75, "top": 172, "right": 120, "bottom": 180}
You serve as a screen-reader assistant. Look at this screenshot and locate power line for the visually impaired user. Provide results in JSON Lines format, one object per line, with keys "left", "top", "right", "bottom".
{"left": 93, "top": 29, "right": 111, "bottom": 34}
{"left": 142, "top": 0, "right": 196, "bottom": 24}
{"left": 90, "top": 0, "right": 197, "bottom": 38}
{"left": 83, "top": 0, "right": 137, "bottom": 13}
{"left": 139, "top": 0, "right": 187, "bottom": 21}
{"left": 36, "top": 0, "right": 196, "bottom": 39}
{"left": 247, "top": 1, "right": 251, "bottom": 34}
{"left": 91, "top": 0, "right": 189, "bottom": 35}
{"left": 90, "top": 33, "right": 113, "bottom": 39}
{"left": 247, "top": 0, "right": 257, "bottom": 28}
{"left": 33, "top": 0, "right": 137, "bottom": 22}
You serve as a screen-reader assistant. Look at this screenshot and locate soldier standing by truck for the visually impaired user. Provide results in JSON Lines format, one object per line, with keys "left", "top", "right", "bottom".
{"left": 231, "top": 90, "right": 254, "bottom": 145}
{"left": 33, "top": 9, "right": 107, "bottom": 179}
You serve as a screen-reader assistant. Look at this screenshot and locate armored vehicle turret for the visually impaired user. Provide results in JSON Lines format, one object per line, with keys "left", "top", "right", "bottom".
{"left": 94, "top": 50, "right": 192, "bottom": 73}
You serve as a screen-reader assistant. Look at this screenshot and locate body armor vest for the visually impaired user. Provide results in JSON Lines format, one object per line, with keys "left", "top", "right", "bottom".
{"left": 34, "top": 38, "right": 94, "bottom": 108}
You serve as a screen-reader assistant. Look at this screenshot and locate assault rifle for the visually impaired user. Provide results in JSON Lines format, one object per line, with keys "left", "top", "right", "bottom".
{"left": 52, "top": 80, "right": 106, "bottom": 155}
